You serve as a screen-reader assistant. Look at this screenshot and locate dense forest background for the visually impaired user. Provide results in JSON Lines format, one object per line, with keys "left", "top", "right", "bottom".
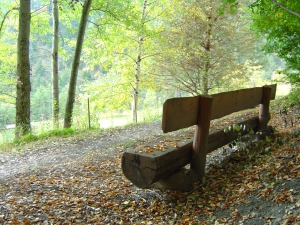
{"left": 0, "top": 0, "right": 298, "bottom": 142}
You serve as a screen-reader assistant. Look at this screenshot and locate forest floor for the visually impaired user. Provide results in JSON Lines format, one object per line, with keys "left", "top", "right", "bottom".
{"left": 0, "top": 104, "right": 299, "bottom": 224}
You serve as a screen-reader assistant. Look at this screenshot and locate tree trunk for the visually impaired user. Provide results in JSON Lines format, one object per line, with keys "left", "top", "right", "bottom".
{"left": 15, "top": 0, "right": 31, "bottom": 139}
{"left": 202, "top": 10, "right": 213, "bottom": 95}
{"left": 131, "top": 0, "right": 147, "bottom": 124}
{"left": 132, "top": 53, "right": 141, "bottom": 124}
{"left": 52, "top": 0, "right": 59, "bottom": 129}
{"left": 64, "top": 0, "right": 92, "bottom": 128}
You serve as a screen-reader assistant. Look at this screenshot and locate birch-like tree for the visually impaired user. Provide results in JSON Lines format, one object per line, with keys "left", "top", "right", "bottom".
{"left": 131, "top": 0, "right": 148, "bottom": 124}
{"left": 85, "top": 0, "right": 166, "bottom": 124}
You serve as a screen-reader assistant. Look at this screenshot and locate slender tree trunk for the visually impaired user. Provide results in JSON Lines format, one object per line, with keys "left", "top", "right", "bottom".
{"left": 52, "top": 0, "right": 59, "bottom": 129}
{"left": 132, "top": 0, "right": 147, "bottom": 124}
{"left": 64, "top": 0, "right": 92, "bottom": 128}
{"left": 15, "top": 0, "right": 31, "bottom": 139}
{"left": 132, "top": 50, "right": 141, "bottom": 124}
{"left": 202, "top": 10, "right": 213, "bottom": 95}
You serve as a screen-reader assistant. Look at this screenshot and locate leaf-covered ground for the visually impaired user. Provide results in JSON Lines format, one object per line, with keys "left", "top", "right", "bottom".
{"left": 0, "top": 105, "right": 299, "bottom": 224}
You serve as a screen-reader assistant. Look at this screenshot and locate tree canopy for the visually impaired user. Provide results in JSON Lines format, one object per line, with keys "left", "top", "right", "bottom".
{"left": 251, "top": 0, "right": 300, "bottom": 85}
{"left": 153, "top": 0, "right": 263, "bottom": 95}
{"left": 223, "top": 0, "right": 300, "bottom": 86}
{"left": 0, "top": 0, "right": 291, "bottom": 137}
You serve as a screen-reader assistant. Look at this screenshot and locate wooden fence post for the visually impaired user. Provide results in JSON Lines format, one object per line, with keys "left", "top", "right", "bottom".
{"left": 257, "top": 86, "right": 271, "bottom": 135}
{"left": 88, "top": 98, "right": 91, "bottom": 129}
{"left": 191, "top": 95, "right": 213, "bottom": 178}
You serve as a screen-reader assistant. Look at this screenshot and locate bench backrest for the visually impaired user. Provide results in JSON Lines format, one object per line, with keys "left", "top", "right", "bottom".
{"left": 162, "top": 84, "right": 277, "bottom": 133}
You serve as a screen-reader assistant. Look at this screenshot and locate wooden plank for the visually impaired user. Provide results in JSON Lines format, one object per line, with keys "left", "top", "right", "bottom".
{"left": 210, "top": 84, "right": 276, "bottom": 120}
{"left": 191, "top": 95, "right": 212, "bottom": 178}
{"left": 210, "top": 87, "right": 262, "bottom": 120}
{"left": 162, "top": 96, "right": 199, "bottom": 133}
{"left": 269, "top": 84, "right": 277, "bottom": 100}
{"left": 162, "top": 85, "right": 276, "bottom": 133}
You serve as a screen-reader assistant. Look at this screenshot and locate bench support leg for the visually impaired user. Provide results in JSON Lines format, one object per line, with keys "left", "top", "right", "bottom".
{"left": 191, "top": 95, "right": 213, "bottom": 179}
{"left": 258, "top": 86, "right": 271, "bottom": 138}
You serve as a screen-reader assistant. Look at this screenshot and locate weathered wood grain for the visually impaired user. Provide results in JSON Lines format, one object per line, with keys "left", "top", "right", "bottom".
{"left": 121, "top": 139, "right": 192, "bottom": 188}
{"left": 210, "top": 84, "right": 276, "bottom": 120}
{"left": 162, "top": 84, "right": 276, "bottom": 133}
{"left": 149, "top": 168, "right": 198, "bottom": 191}
{"left": 191, "top": 95, "right": 212, "bottom": 178}
{"left": 162, "top": 96, "right": 199, "bottom": 133}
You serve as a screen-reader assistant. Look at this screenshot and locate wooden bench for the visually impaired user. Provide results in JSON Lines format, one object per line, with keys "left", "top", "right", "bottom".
{"left": 122, "top": 85, "right": 277, "bottom": 191}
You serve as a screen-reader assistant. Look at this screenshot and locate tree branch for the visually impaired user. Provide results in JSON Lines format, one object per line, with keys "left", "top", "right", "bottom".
{"left": 31, "top": 4, "right": 50, "bottom": 17}
{"left": 115, "top": 52, "right": 137, "bottom": 63}
{"left": 140, "top": 52, "right": 160, "bottom": 60}
{"left": 270, "top": 0, "right": 300, "bottom": 18}
{"left": 0, "top": 7, "right": 18, "bottom": 35}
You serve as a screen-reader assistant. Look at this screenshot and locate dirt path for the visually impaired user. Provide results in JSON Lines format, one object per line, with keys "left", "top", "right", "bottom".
{"left": 0, "top": 121, "right": 163, "bottom": 180}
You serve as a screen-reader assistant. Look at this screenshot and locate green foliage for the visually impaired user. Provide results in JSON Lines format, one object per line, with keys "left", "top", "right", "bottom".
{"left": 13, "top": 127, "right": 76, "bottom": 145}
{"left": 233, "top": 124, "right": 241, "bottom": 132}
{"left": 15, "top": 133, "right": 39, "bottom": 144}
{"left": 221, "top": 0, "right": 300, "bottom": 86}
{"left": 84, "top": 74, "right": 132, "bottom": 113}
{"left": 0, "top": 103, "right": 14, "bottom": 127}
{"left": 249, "top": 1, "right": 300, "bottom": 86}
{"left": 31, "top": 85, "right": 52, "bottom": 121}
{"left": 141, "top": 110, "right": 161, "bottom": 123}
{"left": 0, "top": 3, "right": 18, "bottom": 107}
{"left": 0, "top": 129, "right": 14, "bottom": 147}
{"left": 39, "top": 128, "right": 77, "bottom": 138}
{"left": 287, "top": 87, "right": 300, "bottom": 104}
{"left": 276, "top": 86, "right": 300, "bottom": 108}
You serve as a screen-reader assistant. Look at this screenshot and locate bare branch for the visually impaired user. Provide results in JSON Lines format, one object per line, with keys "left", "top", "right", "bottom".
{"left": 115, "top": 52, "right": 137, "bottom": 63}
{"left": 0, "top": 7, "right": 18, "bottom": 35}
{"left": 270, "top": 0, "right": 300, "bottom": 18}
{"left": 140, "top": 52, "right": 160, "bottom": 60}
{"left": 32, "top": 47, "right": 53, "bottom": 58}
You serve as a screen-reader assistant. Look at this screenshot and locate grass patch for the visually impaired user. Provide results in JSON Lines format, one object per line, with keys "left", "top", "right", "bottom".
{"left": 118, "top": 139, "right": 141, "bottom": 149}
{"left": 0, "top": 143, "right": 14, "bottom": 153}
{"left": 272, "top": 87, "right": 300, "bottom": 109}
{"left": 38, "top": 128, "right": 77, "bottom": 139}
{"left": 12, "top": 127, "right": 92, "bottom": 146}
{"left": 0, "top": 129, "right": 14, "bottom": 144}
{"left": 0, "top": 109, "right": 162, "bottom": 153}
